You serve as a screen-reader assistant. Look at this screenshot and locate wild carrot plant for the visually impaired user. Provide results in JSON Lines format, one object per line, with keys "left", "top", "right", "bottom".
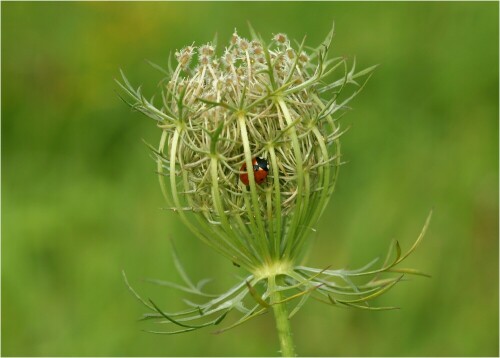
{"left": 118, "top": 25, "right": 431, "bottom": 357}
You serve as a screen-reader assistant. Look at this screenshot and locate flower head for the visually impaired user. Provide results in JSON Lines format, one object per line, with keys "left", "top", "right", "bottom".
{"left": 120, "top": 27, "right": 368, "bottom": 271}
{"left": 118, "top": 25, "right": 430, "bottom": 337}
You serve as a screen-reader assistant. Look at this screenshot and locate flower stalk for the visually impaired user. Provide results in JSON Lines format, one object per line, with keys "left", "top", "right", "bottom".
{"left": 118, "top": 24, "right": 431, "bottom": 357}
{"left": 270, "top": 275, "right": 296, "bottom": 357}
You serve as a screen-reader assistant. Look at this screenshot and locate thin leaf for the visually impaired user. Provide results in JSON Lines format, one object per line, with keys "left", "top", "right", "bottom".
{"left": 319, "top": 64, "right": 379, "bottom": 93}
{"left": 396, "top": 210, "right": 433, "bottom": 264}
{"left": 149, "top": 299, "right": 230, "bottom": 329}
{"left": 212, "top": 306, "right": 268, "bottom": 334}
{"left": 288, "top": 291, "right": 311, "bottom": 319}
{"left": 214, "top": 311, "right": 229, "bottom": 325}
{"left": 211, "top": 32, "right": 218, "bottom": 48}
{"left": 335, "top": 275, "right": 404, "bottom": 304}
{"left": 169, "top": 241, "right": 197, "bottom": 291}
{"left": 395, "top": 240, "right": 402, "bottom": 262}
{"left": 387, "top": 268, "right": 431, "bottom": 278}
{"left": 197, "top": 97, "right": 237, "bottom": 112}
{"left": 122, "top": 270, "right": 154, "bottom": 310}
{"left": 209, "top": 121, "right": 225, "bottom": 155}
{"left": 143, "top": 327, "right": 197, "bottom": 335}
{"left": 340, "top": 302, "right": 400, "bottom": 311}
{"left": 196, "top": 278, "right": 213, "bottom": 291}
{"left": 245, "top": 280, "right": 270, "bottom": 308}
{"left": 247, "top": 21, "right": 259, "bottom": 40}
{"left": 145, "top": 59, "right": 169, "bottom": 76}
{"left": 144, "top": 278, "right": 217, "bottom": 297}
{"left": 272, "top": 283, "right": 323, "bottom": 305}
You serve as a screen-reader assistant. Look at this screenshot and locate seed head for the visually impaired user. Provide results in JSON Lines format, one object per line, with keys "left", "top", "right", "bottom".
{"left": 118, "top": 27, "right": 378, "bottom": 272}
{"left": 119, "top": 25, "right": 431, "bottom": 337}
{"left": 273, "top": 33, "right": 288, "bottom": 45}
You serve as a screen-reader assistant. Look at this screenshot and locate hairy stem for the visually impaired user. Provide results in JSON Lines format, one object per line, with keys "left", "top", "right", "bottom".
{"left": 270, "top": 275, "right": 296, "bottom": 357}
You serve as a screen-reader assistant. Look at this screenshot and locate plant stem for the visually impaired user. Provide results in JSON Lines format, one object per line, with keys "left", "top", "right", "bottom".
{"left": 271, "top": 275, "right": 296, "bottom": 357}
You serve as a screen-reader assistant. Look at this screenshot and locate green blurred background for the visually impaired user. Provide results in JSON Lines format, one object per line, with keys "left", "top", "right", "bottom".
{"left": 2, "top": 2, "right": 498, "bottom": 356}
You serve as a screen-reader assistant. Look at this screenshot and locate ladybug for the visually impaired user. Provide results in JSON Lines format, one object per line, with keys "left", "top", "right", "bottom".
{"left": 239, "top": 157, "right": 269, "bottom": 186}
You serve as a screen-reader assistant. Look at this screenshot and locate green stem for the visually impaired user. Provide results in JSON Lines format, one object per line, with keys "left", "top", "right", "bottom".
{"left": 271, "top": 276, "right": 296, "bottom": 357}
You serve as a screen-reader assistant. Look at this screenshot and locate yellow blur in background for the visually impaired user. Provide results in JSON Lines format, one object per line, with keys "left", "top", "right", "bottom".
{"left": 2, "top": 2, "right": 498, "bottom": 356}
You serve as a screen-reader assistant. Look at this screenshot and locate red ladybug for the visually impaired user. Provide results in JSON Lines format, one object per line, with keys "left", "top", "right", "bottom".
{"left": 239, "top": 157, "right": 269, "bottom": 185}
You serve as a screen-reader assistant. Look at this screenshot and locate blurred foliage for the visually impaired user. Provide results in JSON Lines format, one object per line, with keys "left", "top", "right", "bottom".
{"left": 2, "top": 2, "right": 498, "bottom": 356}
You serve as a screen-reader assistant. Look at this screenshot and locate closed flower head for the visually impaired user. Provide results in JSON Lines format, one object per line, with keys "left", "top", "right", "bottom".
{"left": 119, "top": 25, "right": 430, "bottom": 343}
{"left": 120, "top": 26, "right": 371, "bottom": 272}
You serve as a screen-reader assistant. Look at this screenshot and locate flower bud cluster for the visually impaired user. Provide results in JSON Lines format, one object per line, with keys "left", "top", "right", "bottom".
{"left": 119, "top": 28, "right": 430, "bottom": 335}
{"left": 120, "top": 28, "right": 374, "bottom": 272}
